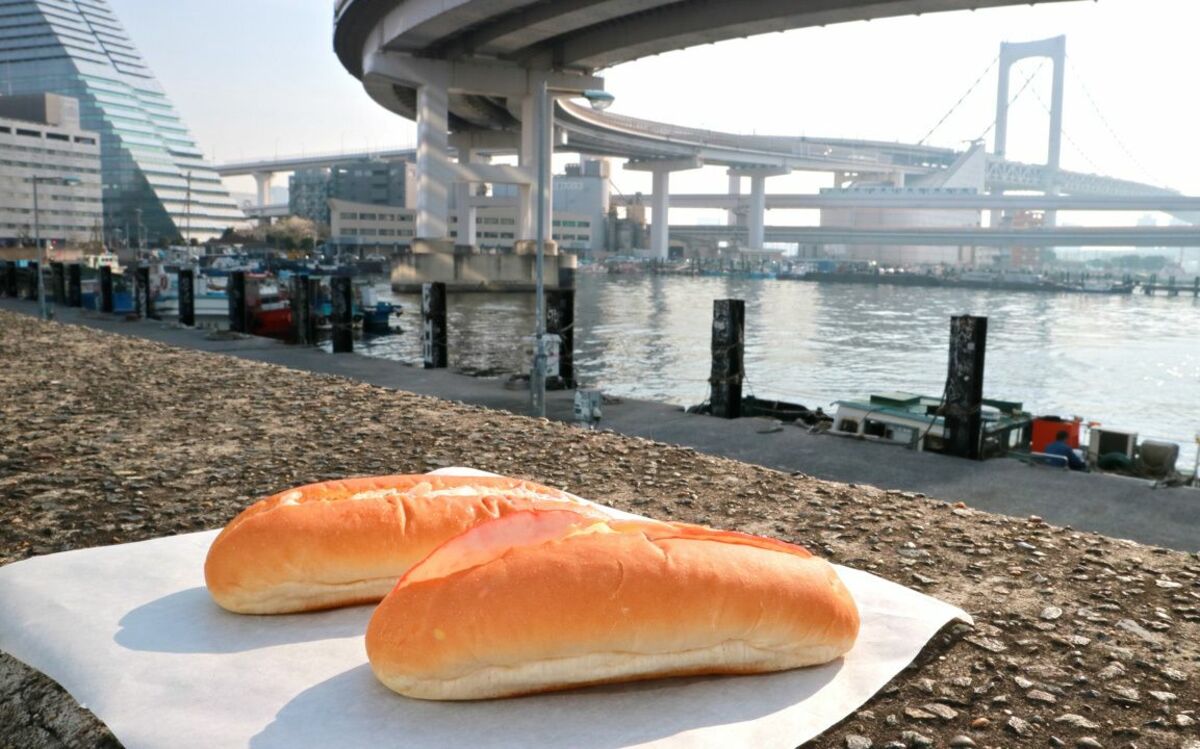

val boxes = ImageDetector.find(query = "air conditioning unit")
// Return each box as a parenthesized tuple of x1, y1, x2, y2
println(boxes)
(1088, 427, 1137, 463)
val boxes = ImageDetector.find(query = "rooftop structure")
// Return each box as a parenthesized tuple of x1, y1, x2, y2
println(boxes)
(0, 0, 244, 245)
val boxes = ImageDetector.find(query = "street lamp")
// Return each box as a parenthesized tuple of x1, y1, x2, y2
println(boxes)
(531, 85, 615, 416)
(29, 175, 81, 320)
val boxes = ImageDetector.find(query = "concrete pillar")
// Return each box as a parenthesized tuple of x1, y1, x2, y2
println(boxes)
(252, 172, 274, 208)
(517, 95, 537, 241)
(651, 169, 670, 260)
(455, 148, 478, 247)
(416, 82, 450, 240)
(727, 173, 741, 226)
(748, 174, 766, 250)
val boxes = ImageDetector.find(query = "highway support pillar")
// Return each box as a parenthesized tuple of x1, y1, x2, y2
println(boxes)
(51, 262, 65, 306)
(289, 274, 310, 344)
(135, 266, 153, 320)
(178, 269, 195, 327)
(728, 167, 789, 250)
(252, 172, 274, 210)
(228, 270, 247, 333)
(331, 276, 354, 353)
(944, 315, 988, 460)
(416, 82, 450, 242)
(66, 264, 81, 308)
(99, 266, 113, 313)
(421, 282, 448, 369)
(626, 157, 703, 261)
(710, 299, 745, 419)
(727, 173, 741, 226)
(455, 149, 479, 248)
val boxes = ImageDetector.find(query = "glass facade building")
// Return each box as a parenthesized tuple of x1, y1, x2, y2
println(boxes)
(0, 0, 244, 244)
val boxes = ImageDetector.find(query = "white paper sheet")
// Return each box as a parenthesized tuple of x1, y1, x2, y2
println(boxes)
(0, 469, 971, 748)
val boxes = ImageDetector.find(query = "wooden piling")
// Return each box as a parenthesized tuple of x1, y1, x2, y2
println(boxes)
(305, 277, 321, 345)
(944, 315, 988, 460)
(546, 267, 575, 388)
(2, 261, 16, 297)
(709, 298, 745, 419)
(178, 269, 195, 327)
(421, 281, 447, 368)
(331, 275, 353, 353)
(51, 262, 66, 305)
(66, 264, 81, 307)
(227, 270, 247, 333)
(289, 274, 310, 344)
(99, 266, 113, 313)
(135, 266, 153, 319)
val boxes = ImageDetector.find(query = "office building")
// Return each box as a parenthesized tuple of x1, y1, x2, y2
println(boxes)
(0, 93, 102, 246)
(0, 0, 244, 244)
(289, 159, 415, 226)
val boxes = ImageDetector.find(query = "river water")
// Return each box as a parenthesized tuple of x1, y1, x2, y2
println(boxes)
(345, 274, 1200, 467)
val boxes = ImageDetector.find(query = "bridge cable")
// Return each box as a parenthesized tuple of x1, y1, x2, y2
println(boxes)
(1029, 87, 1106, 175)
(976, 59, 1047, 143)
(1067, 55, 1161, 185)
(917, 55, 999, 146)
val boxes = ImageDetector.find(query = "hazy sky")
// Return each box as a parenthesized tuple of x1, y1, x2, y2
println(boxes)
(108, 0, 1200, 221)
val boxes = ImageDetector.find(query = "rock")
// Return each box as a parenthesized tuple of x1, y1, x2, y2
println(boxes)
(970, 717, 991, 730)
(900, 730, 933, 748)
(1006, 716, 1033, 737)
(904, 707, 937, 721)
(921, 703, 958, 721)
(1040, 605, 1063, 620)
(1147, 690, 1177, 702)
(1055, 714, 1100, 730)
(1178, 714, 1196, 728)
(1096, 662, 1125, 680)
(1075, 739, 1103, 749)
(1014, 675, 1034, 689)
(1107, 685, 1141, 705)
(948, 736, 976, 748)
(1027, 689, 1057, 704)
(844, 735, 872, 749)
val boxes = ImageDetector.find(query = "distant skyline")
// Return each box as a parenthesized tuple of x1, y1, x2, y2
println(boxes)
(108, 0, 1200, 224)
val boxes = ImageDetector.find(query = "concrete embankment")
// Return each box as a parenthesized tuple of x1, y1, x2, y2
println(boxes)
(1, 309, 1197, 749)
(3, 296, 1198, 553)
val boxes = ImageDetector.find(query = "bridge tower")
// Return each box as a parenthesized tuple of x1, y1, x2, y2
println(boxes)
(993, 35, 1066, 227)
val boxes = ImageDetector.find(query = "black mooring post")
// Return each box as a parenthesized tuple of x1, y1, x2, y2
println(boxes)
(178, 268, 195, 326)
(67, 264, 81, 307)
(25, 262, 39, 301)
(99, 265, 113, 312)
(709, 298, 745, 419)
(944, 315, 988, 460)
(305, 277, 321, 345)
(51, 262, 66, 305)
(135, 266, 153, 319)
(331, 276, 354, 353)
(421, 281, 448, 368)
(228, 270, 247, 332)
(1, 261, 14, 297)
(289, 274, 310, 344)
(546, 267, 575, 388)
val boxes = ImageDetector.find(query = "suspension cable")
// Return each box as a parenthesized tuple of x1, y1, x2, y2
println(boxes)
(976, 59, 1047, 143)
(1068, 55, 1161, 185)
(918, 55, 999, 146)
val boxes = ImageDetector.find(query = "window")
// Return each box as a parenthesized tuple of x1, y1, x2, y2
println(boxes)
(16, 129, 40, 138)
(360, 213, 377, 220)
(339, 212, 357, 220)
(46, 132, 69, 142)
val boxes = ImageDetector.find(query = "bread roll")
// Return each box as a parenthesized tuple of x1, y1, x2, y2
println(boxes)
(366, 510, 859, 700)
(204, 475, 599, 614)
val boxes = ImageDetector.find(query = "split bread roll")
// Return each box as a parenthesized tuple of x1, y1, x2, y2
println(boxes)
(205, 475, 601, 614)
(366, 510, 860, 700)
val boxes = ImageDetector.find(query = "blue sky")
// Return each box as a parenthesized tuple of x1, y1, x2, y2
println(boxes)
(107, 0, 1200, 210)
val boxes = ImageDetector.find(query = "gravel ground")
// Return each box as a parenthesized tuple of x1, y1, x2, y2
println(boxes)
(1, 309, 1197, 749)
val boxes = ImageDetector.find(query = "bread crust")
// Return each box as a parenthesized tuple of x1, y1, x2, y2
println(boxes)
(204, 475, 597, 614)
(366, 510, 860, 700)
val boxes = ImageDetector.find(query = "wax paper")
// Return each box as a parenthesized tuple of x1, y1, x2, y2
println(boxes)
(0, 468, 971, 748)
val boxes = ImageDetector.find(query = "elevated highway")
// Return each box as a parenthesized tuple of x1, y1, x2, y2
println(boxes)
(670, 225, 1200, 248)
(332, 0, 1086, 257)
(614, 192, 1200, 212)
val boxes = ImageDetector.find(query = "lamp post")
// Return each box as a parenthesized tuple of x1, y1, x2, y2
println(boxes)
(30, 175, 81, 320)
(529, 87, 614, 417)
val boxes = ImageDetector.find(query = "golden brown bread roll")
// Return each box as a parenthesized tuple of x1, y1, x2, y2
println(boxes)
(366, 509, 860, 700)
(204, 474, 600, 614)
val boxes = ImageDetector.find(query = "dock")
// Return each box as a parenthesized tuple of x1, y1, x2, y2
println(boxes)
(3, 295, 1196, 552)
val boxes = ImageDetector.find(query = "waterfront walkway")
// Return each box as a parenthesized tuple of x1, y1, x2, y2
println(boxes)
(4, 296, 1196, 551)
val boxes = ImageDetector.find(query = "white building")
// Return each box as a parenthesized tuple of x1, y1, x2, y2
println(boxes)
(0, 94, 102, 247)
